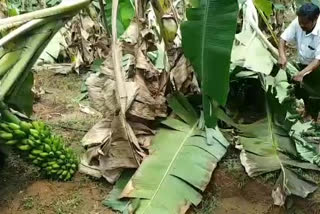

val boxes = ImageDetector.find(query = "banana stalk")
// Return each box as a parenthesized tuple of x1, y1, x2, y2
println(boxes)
(111, 0, 142, 164)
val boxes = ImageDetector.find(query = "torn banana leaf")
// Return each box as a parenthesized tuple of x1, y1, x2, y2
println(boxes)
(119, 93, 229, 214)
(290, 121, 320, 167)
(236, 96, 320, 206)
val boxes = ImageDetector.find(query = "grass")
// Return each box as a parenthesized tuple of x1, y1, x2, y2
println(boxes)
(22, 196, 35, 210)
(219, 150, 250, 189)
(194, 194, 219, 214)
(52, 193, 83, 214)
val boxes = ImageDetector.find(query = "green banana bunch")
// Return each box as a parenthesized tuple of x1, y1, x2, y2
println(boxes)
(0, 120, 78, 181)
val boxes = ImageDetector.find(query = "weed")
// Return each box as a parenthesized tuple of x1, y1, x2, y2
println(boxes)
(195, 194, 219, 214)
(53, 193, 83, 214)
(22, 196, 34, 210)
(257, 171, 279, 184)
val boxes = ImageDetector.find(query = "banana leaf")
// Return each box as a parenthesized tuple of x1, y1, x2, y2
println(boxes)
(104, 0, 134, 36)
(0, 20, 64, 115)
(253, 0, 272, 18)
(0, 0, 90, 114)
(181, 0, 238, 128)
(116, 93, 229, 214)
(236, 93, 320, 206)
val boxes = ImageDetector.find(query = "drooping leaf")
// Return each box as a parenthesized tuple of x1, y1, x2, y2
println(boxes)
(38, 29, 66, 64)
(167, 92, 199, 125)
(119, 0, 134, 28)
(181, 0, 238, 128)
(231, 28, 274, 75)
(120, 94, 229, 214)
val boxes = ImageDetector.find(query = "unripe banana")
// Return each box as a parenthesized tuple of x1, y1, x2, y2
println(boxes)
(0, 133, 13, 140)
(5, 140, 18, 145)
(8, 123, 20, 130)
(0, 119, 78, 181)
(18, 145, 31, 151)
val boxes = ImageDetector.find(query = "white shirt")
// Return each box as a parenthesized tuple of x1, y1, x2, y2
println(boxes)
(281, 17, 320, 65)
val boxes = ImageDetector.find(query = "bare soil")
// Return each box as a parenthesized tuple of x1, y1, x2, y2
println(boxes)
(0, 71, 112, 214)
(0, 70, 320, 214)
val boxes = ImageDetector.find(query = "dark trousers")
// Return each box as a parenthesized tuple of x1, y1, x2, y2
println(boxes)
(295, 64, 320, 120)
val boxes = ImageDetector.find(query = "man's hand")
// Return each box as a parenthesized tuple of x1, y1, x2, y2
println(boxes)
(278, 55, 287, 69)
(293, 59, 320, 83)
(293, 72, 304, 82)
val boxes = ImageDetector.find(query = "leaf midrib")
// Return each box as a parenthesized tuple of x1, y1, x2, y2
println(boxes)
(200, 0, 209, 82)
(140, 121, 199, 213)
(265, 97, 287, 188)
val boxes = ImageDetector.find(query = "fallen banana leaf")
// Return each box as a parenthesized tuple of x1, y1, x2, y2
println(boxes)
(290, 121, 320, 167)
(119, 93, 229, 214)
(236, 96, 320, 206)
(181, 0, 238, 128)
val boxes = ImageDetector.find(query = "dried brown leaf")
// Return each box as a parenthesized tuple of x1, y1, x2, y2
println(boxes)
(80, 117, 140, 183)
(81, 118, 112, 147)
(86, 73, 118, 117)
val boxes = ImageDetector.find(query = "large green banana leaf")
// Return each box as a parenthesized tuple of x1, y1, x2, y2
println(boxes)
(115, 93, 229, 214)
(181, 0, 238, 128)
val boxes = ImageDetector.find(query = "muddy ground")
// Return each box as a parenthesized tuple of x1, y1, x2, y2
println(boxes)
(0, 70, 320, 214)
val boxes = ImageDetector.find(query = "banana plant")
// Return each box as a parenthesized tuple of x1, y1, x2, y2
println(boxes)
(102, 0, 239, 213)
(105, 93, 230, 213)
(227, 0, 320, 204)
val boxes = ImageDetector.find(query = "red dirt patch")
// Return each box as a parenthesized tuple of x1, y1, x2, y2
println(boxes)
(1, 173, 114, 214)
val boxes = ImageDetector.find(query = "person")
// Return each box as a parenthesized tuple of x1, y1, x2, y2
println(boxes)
(278, 3, 320, 120)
